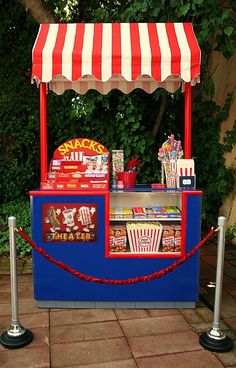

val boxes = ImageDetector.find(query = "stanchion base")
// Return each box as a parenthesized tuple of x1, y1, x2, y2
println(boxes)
(0, 329, 33, 349)
(199, 332, 233, 353)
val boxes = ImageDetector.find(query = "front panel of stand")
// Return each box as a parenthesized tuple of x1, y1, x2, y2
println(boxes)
(30, 189, 202, 308)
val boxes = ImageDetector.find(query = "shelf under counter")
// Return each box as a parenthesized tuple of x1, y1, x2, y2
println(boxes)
(110, 217, 181, 222)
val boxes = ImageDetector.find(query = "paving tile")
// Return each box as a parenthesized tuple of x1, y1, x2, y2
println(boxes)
(59, 360, 137, 368)
(195, 306, 214, 322)
(115, 308, 149, 320)
(50, 308, 116, 326)
(224, 316, 236, 333)
(51, 320, 123, 344)
(180, 308, 205, 324)
(136, 350, 224, 368)
(128, 330, 201, 358)
(21, 311, 49, 328)
(0, 280, 33, 292)
(51, 337, 132, 367)
(147, 308, 180, 317)
(0, 346, 50, 368)
(200, 261, 216, 279)
(0, 289, 34, 304)
(0, 311, 50, 330)
(221, 293, 236, 318)
(120, 314, 190, 337)
(0, 301, 39, 316)
(216, 348, 236, 367)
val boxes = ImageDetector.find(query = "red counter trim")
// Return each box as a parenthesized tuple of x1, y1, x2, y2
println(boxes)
(30, 190, 109, 196)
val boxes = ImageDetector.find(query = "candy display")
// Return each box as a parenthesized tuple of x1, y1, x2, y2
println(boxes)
(110, 208, 133, 219)
(41, 138, 110, 190)
(158, 134, 184, 187)
(112, 150, 124, 180)
(110, 206, 181, 220)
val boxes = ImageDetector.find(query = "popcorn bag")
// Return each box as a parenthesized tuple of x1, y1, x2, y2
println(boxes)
(127, 222, 163, 253)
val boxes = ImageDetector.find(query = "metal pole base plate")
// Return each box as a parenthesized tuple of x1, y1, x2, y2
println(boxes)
(0, 329, 33, 349)
(199, 332, 233, 353)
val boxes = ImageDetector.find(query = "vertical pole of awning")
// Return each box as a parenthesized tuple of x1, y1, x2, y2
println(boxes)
(184, 83, 192, 159)
(40, 83, 48, 182)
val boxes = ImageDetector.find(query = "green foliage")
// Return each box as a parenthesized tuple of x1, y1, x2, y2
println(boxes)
(0, 198, 31, 256)
(192, 94, 234, 224)
(225, 223, 236, 244)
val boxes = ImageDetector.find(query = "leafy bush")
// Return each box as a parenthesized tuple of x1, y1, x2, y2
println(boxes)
(0, 198, 31, 256)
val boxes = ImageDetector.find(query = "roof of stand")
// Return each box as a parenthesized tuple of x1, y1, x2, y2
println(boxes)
(32, 22, 201, 95)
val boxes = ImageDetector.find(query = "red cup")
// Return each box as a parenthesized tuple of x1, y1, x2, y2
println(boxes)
(117, 171, 137, 188)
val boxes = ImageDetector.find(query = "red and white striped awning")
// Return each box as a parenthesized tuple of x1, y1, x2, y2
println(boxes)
(32, 23, 201, 95)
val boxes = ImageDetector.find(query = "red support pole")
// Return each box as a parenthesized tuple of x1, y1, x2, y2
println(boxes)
(40, 83, 48, 182)
(184, 83, 192, 159)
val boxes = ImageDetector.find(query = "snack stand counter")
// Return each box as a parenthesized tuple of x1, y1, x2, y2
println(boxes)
(30, 22, 202, 308)
(30, 187, 202, 308)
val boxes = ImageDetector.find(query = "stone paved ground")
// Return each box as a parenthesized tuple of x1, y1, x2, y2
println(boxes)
(0, 243, 236, 368)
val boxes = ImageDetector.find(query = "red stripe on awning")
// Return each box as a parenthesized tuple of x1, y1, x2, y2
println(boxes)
(52, 23, 67, 77)
(72, 23, 85, 80)
(148, 23, 161, 81)
(165, 23, 181, 77)
(32, 23, 50, 81)
(183, 23, 201, 79)
(130, 23, 141, 80)
(92, 23, 102, 79)
(112, 23, 121, 75)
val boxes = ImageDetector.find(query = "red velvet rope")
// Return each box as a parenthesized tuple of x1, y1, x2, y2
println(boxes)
(16, 227, 216, 285)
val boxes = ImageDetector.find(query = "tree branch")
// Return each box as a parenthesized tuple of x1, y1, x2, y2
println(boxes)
(18, 0, 57, 23)
(152, 95, 168, 137)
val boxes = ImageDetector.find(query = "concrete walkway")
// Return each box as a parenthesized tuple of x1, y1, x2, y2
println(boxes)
(0, 242, 236, 368)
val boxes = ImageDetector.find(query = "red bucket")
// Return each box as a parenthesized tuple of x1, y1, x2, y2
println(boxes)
(117, 171, 137, 188)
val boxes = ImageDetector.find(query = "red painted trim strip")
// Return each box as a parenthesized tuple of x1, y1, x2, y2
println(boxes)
(40, 83, 47, 182)
(30, 190, 109, 196)
(181, 192, 187, 257)
(184, 83, 192, 158)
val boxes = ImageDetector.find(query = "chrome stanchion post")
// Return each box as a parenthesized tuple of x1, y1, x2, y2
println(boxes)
(199, 216, 233, 352)
(0, 217, 33, 349)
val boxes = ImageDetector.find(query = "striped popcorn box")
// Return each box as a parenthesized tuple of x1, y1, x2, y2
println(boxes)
(127, 222, 163, 253)
(164, 160, 177, 188)
(79, 206, 92, 225)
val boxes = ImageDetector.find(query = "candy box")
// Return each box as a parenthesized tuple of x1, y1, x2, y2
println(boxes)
(132, 207, 147, 218)
(161, 225, 175, 252)
(172, 224, 182, 252)
(127, 222, 162, 253)
(110, 225, 127, 252)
